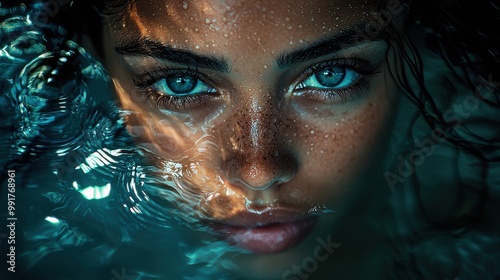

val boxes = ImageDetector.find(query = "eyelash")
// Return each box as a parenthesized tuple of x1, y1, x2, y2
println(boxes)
(292, 59, 379, 103)
(133, 59, 379, 110)
(133, 67, 217, 110)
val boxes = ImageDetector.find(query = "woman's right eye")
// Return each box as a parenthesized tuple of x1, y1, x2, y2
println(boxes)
(134, 70, 219, 110)
(152, 74, 216, 96)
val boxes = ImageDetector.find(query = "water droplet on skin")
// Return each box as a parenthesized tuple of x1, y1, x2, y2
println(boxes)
(287, 25, 292, 30)
(205, 18, 211, 24)
(310, 130, 315, 134)
(182, 1, 188, 10)
(195, 45, 200, 49)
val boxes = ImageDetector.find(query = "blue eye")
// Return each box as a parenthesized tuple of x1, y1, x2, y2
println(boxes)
(153, 74, 215, 96)
(295, 67, 360, 90)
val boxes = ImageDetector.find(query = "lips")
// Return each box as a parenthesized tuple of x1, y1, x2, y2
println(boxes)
(209, 209, 317, 254)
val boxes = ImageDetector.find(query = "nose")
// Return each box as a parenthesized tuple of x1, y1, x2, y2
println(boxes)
(222, 96, 297, 191)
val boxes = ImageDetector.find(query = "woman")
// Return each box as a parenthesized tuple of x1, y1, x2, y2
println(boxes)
(1, 0, 499, 279)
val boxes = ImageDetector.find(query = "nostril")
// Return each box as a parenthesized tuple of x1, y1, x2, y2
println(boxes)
(233, 177, 283, 191)
(225, 155, 297, 191)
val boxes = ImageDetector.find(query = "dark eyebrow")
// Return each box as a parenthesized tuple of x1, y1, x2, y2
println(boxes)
(115, 37, 230, 72)
(276, 24, 389, 69)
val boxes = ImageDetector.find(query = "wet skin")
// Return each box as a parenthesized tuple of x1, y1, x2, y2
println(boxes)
(101, 0, 403, 277)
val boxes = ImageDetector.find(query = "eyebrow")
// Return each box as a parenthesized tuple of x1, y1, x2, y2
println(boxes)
(276, 24, 389, 69)
(116, 23, 389, 73)
(116, 37, 230, 72)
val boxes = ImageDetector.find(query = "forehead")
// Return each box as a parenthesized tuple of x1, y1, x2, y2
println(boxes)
(109, 0, 381, 47)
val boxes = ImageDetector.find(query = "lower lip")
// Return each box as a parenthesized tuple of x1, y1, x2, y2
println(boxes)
(215, 219, 317, 254)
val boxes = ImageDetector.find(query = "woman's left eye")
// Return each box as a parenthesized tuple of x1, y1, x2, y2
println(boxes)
(295, 67, 361, 91)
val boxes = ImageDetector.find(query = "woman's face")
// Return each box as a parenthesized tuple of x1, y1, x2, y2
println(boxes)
(102, 0, 400, 260)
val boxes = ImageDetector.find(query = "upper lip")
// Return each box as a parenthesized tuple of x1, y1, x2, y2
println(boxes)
(209, 208, 315, 228)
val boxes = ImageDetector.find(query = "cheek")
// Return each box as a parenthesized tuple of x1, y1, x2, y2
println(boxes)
(293, 89, 394, 200)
